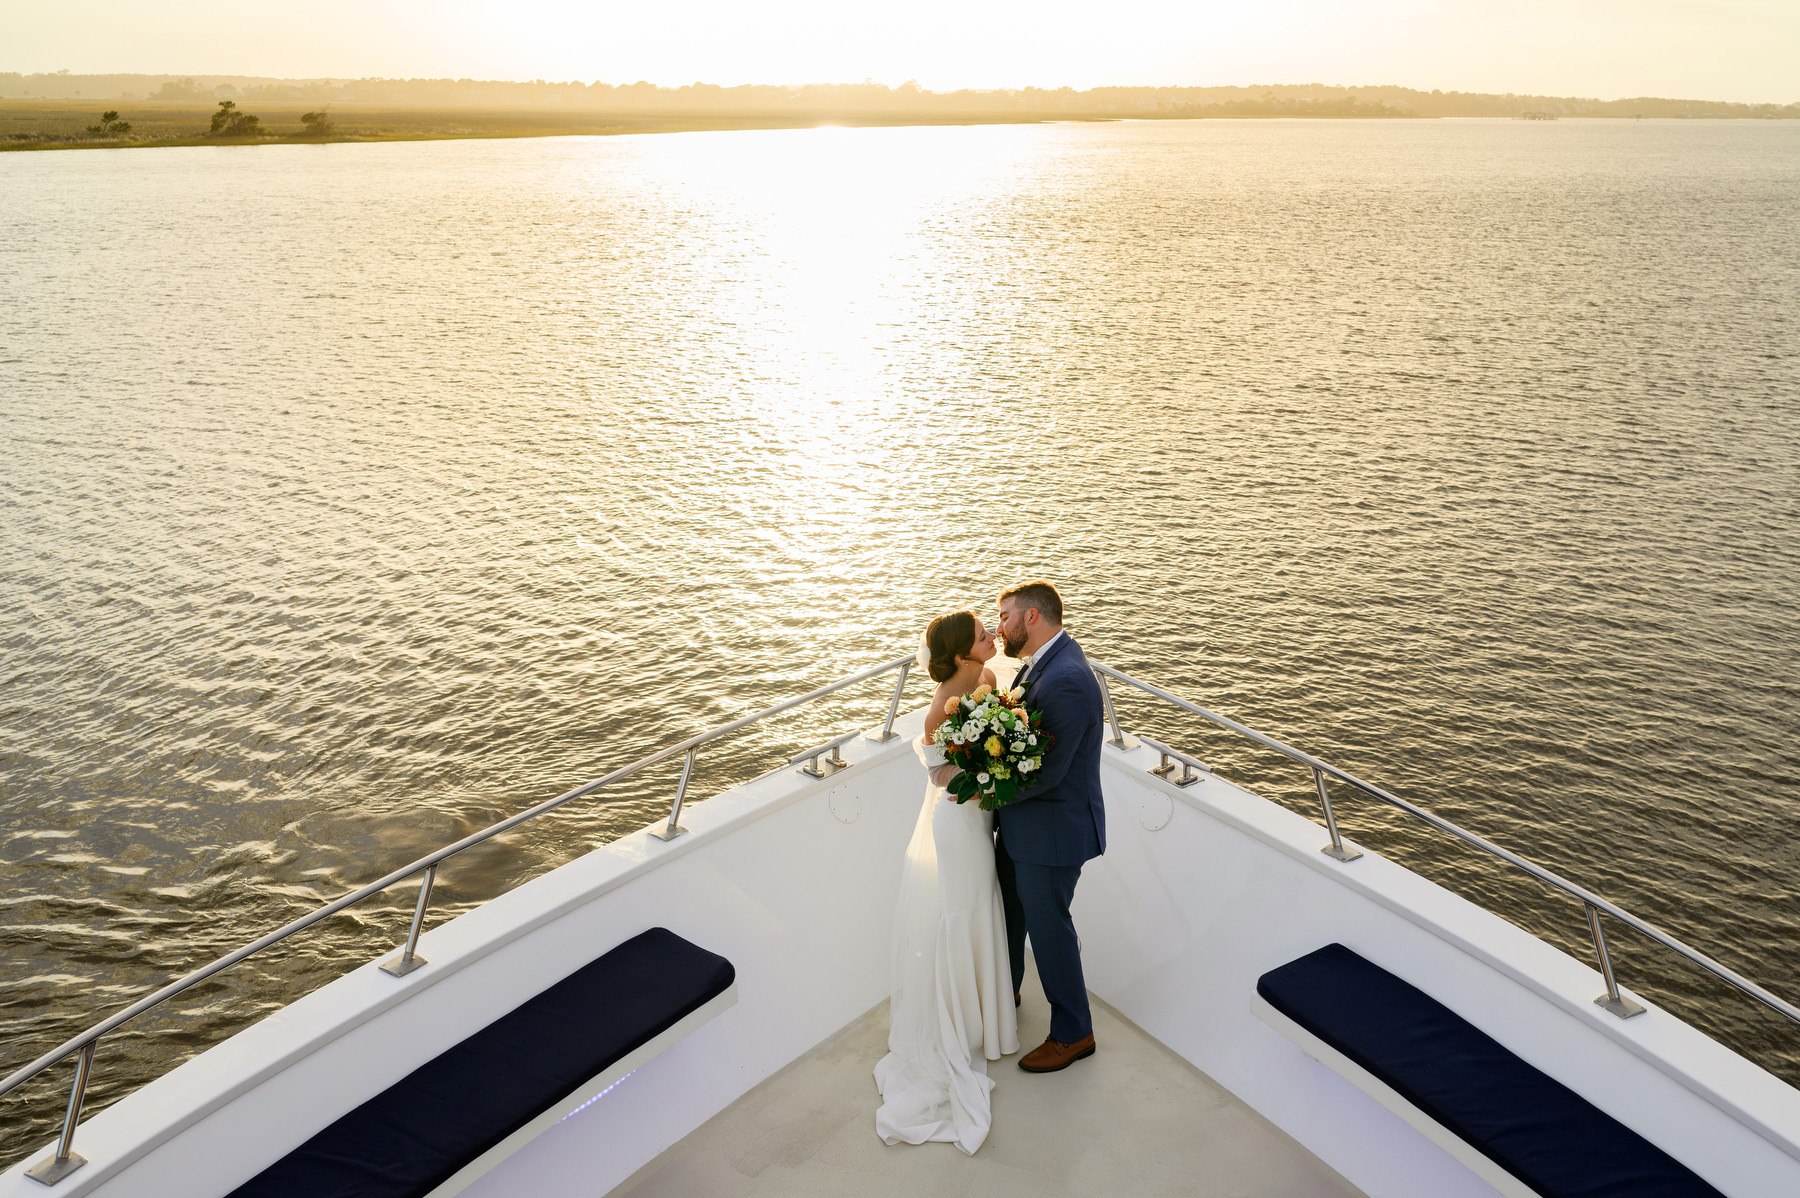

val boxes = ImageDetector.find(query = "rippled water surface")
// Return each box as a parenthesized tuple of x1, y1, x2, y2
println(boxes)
(2, 119, 1798, 1155)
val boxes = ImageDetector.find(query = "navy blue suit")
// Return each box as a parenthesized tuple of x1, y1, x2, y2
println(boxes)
(994, 631, 1105, 1042)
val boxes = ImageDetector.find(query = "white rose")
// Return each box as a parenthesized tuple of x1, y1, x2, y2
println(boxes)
(1020, 759, 1035, 772)
(977, 772, 990, 784)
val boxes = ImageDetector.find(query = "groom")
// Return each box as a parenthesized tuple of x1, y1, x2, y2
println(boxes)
(993, 581, 1104, 1073)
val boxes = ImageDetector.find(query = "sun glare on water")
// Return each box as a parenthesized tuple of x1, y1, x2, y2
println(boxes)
(573, 123, 1046, 537)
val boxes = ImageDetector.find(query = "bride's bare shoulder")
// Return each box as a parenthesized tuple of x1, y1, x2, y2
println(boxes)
(924, 679, 958, 739)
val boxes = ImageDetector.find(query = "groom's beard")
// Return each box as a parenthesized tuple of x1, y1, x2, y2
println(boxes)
(1003, 630, 1028, 657)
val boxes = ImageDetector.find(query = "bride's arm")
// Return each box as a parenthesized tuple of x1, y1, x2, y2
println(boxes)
(921, 687, 961, 789)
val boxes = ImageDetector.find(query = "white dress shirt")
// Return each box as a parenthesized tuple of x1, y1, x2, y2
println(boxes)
(1015, 628, 1065, 686)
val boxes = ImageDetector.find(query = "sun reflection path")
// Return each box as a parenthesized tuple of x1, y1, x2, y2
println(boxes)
(550, 122, 1069, 658)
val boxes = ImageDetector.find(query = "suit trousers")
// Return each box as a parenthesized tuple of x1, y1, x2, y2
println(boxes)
(995, 831, 1092, 1043)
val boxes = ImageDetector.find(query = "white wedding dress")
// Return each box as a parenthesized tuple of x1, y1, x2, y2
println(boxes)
(873, 736, 1019, 1155)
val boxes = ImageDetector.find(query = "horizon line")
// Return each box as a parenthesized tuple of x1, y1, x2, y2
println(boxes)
(3, 70, 1797, 108)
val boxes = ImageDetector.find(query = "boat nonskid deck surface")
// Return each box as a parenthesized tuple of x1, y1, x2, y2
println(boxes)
(610, 971, 1363, 1198)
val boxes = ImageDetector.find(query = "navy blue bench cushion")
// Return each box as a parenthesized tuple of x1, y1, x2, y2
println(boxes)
(229, 926, 735, 1198)
(1258, 943, 1722, 1198)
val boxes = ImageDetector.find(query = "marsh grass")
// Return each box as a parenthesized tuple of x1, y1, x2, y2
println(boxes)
(0, 100, 1106, 152)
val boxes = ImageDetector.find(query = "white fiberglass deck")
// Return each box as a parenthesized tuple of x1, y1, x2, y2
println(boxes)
(611, 973, 1362, 1198)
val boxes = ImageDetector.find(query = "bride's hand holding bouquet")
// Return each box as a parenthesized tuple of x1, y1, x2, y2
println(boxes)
(932, 683, 1051, 810)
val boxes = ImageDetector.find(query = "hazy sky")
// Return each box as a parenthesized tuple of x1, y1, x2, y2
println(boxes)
(9, 0, 1799, 102)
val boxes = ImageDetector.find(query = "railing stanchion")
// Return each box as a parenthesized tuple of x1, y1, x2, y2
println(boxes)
(1587, 902, 1646, 1018)
(1093, 669, 1139, 750)
(650, 747, 697, 842)
(381, 864, 437, 977)
(870, 660, 911, 742)
(1314, 768, 1363, 862)
(26, 1040, 95, 1185)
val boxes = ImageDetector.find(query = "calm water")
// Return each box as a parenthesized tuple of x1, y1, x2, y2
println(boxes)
(2, 119, 1797, 1154)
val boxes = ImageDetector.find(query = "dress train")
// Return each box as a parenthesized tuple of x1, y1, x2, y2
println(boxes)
(874, 738, 1019, 1155)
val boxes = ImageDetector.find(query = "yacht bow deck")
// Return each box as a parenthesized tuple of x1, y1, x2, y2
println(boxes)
(8, 660, 1800, 1198)
(611, 973, 1363, 1198)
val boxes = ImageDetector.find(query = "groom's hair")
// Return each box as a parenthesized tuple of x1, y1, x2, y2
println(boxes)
(1000, 581, 1063, 626)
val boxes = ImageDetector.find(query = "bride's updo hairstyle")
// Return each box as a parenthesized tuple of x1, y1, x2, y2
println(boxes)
(925, 611, 979, 683)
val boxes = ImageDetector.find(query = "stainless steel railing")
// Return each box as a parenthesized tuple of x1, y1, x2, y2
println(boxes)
(9, 648, 1798, 1183)
(0, 652, 916, 1184)
(1089, 662, 1800, 1029)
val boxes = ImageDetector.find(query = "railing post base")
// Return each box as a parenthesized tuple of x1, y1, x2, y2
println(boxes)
(1094, 670, 1140, 751)
(25, 1152, 86, 1186)
(1584, 902, 1644, 1018)
(29, 1039, 96, 1187)
(869, 660, 912, 743)
(380, 865, 437, 978)
(1594, 993, 1646, 1019)
(651, 748, 700, 843)
(1312, 768, 1362, 863)
(379, 953, 429, 978)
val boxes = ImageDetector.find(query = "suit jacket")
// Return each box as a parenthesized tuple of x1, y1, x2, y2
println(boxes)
(994, 632, 1106, 867)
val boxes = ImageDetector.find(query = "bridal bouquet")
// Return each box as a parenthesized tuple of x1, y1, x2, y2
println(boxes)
(932, 684, 1051, 810)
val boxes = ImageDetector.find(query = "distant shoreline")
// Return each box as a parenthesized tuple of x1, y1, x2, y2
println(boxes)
(2, 104, 1117, 153)
(4, 99, 1790, 154)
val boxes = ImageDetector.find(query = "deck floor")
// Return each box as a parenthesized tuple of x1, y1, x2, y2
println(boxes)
(610, 967, 1364, 1198)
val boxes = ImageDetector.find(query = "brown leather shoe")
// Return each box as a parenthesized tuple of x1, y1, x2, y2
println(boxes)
(1014, 991, 1021, 1008)
(1019, 1034, 1095, 1073)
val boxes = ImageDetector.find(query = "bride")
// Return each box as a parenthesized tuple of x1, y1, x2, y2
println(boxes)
(874, 610, 1019, 1155)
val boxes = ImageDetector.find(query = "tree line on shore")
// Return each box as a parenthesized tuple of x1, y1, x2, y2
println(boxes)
(2, 72, 1795, 119)
(206, 100, 335, 137)
(9, 101, 336, 144)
